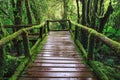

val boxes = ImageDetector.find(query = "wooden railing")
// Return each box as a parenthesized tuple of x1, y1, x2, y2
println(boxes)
(46, 20, 71, 31)
(69, 20, 120, 60)
(1, 20, 120, 80)
(69, 20, 120, 80)
(0, 22, 49, 79)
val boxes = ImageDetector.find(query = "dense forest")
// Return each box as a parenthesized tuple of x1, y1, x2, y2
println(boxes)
(0, 0, 120, 80)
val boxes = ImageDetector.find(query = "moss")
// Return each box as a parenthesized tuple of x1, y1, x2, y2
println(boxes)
(9, 58, 28, 80)
(70, 20, 120, 57)
(0, 30, 23, 46)
(0, 22, 45, 46)
(0, 22, 46, 80)
(75, 40, 87, 59)
(9, 36, 47, 80)
(70, 30, 87, 62)
(89, 61, 120, 80)
(89, 61, 109, 80)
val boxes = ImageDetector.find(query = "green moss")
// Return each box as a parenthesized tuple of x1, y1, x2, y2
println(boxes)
(90, 61, 109, 80)
(70, 20, 120, 57)
(0, 22, 47, 80)
(8, 58, 28, 80)
(89, 61, 120, 80)
(0, 22, 45, 46)
(70, 30, 87, 63)
(75, 40, 87, 59)
(9, 36, 47, 80)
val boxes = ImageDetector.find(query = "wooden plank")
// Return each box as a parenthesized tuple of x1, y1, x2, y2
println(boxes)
(31, 63, 87, 68)
(22, 72, 94, 78)
(34, 60, 82, 64)
(19, 31, 96, 80)
(36, 56, 82, 60)
(19, 77, 96, 80)
(28, 67, 89, 72)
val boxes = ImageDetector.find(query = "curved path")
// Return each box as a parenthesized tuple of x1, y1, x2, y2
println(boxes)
(19, 31, 97, 80)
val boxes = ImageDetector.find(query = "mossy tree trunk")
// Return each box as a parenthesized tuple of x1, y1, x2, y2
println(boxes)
(60, 0, 69, 29)
(87, 0, 98, 61)
(11, 0, 23, 56)
(99, 0, 104, 16)
(75, 0, 80, 41)
(99, 2, 114, 33)
(30, 0, 41, 24)
(86, 0, 90, 25)
(71, 20, 120, 57)
(80, 0, 88, 48)
(25, 0, 33, 25)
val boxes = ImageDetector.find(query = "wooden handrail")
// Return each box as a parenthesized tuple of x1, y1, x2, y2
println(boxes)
(0, 22, 47, 77)
(47, 19, 69, 22)
(70, 20, 120, 58)
(0, 22, 45, 46)
(2, 24, 38, 28)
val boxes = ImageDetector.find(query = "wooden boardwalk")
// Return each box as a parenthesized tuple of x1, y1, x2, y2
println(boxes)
(19, 31, 97, 80)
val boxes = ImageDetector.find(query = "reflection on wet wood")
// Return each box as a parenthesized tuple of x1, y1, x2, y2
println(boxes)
(19, 31, 97, 80)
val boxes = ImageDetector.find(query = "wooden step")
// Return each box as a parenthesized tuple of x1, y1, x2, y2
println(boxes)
(36, 56, 82, 60)
(19, 78, 96, 80)
(27, 67, 90, 72)
(22, 72, 94, 78)
(31, 63, 87, 68)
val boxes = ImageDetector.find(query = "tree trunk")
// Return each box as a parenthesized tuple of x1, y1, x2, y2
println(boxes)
(31, 0, 40, 24)
(61, 0, 69, 29)
(86, 0, 90, 25)
(75, 0, 80, 41)
(81, 0, 87, 48)
(99, 2, 114, 33)
(11, 0, 23, 56)
(71, 20, 120, 57)
(76, 0, 80, 23)
(25, 0, 33, 24)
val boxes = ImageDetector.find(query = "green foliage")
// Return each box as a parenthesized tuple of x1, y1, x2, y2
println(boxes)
(4, 55, 21, 78)
(0, 0, 120, 80)
(91, 61, 120, 80)
(104, 1, 120, 38)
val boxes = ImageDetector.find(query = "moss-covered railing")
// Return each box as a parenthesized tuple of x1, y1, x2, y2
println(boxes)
(69, 20, 120, 80)
(0, 21, 49, 79)
(46, 20, 71, 31)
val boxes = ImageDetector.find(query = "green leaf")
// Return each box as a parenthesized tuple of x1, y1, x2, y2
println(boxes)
(107, 27, 116, 33)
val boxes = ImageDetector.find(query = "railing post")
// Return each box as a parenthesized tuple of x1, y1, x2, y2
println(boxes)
(43, 25, 46, 35)
(47, 21, 50, 32)
(44, 24, 47, 35)
(12, 39, 21, 56)
(87, 34, 94, 62)
(39, 27, 43, 39)
(22, 31, 31, 58)
(12, 27, 21, 56)
(68, 20, 71, 30)
(74, 26, 78, 41)
(0, 46, 5, 78)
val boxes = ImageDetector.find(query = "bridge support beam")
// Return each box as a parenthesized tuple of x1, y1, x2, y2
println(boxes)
(22, 31, 31, 59)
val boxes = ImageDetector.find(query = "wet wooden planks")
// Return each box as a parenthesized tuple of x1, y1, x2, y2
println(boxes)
(19, 31, 96, 80)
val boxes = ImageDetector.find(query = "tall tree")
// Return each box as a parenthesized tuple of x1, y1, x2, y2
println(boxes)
(25, 0, 33, 24)
(31, 0, 41, 24)
(80, 0, 88, 48)
(11, 0, 23, 56)
(11, 0, 23, 25)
